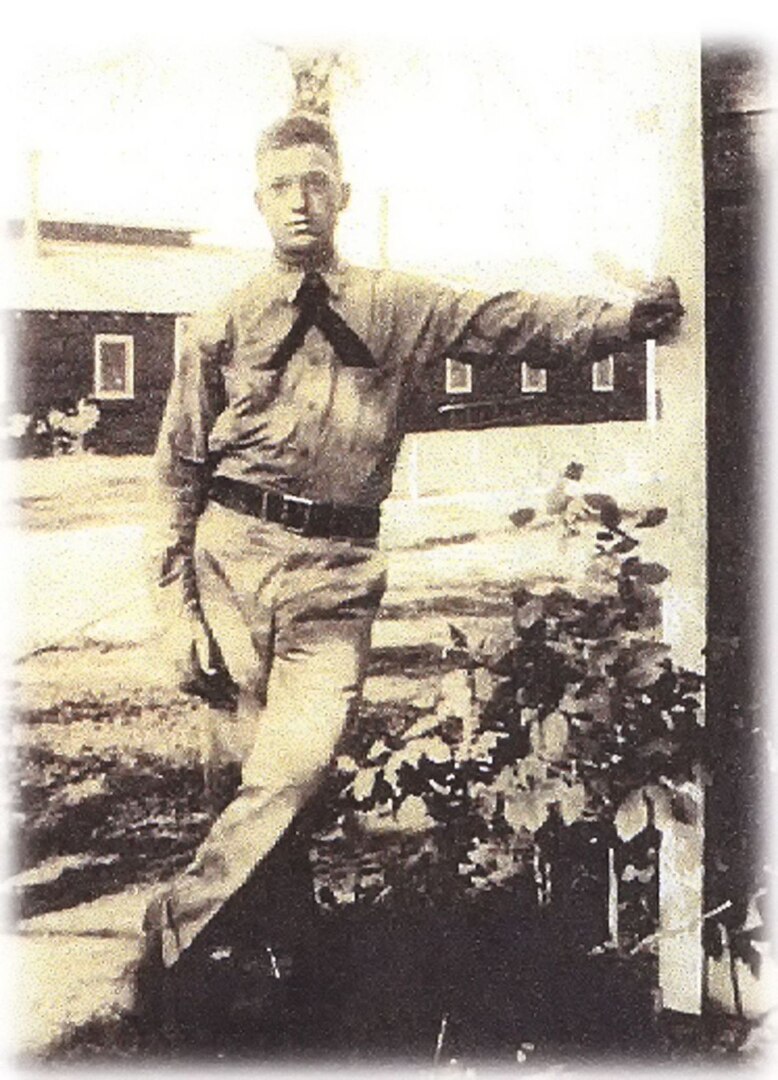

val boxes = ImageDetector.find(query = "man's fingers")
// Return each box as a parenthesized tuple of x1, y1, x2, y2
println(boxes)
(652, 276, 680, 299)
(630, 292, 685, 342)
(644, 308, 683, 328)
(189, 615, 218, 674)
(639, 278, 681, 307)
(638, 301, 685, 323)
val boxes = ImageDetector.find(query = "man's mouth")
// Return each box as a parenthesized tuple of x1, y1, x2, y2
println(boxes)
(288, 220, 316, 235)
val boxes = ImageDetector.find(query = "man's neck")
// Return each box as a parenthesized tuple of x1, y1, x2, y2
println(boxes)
(274, 245, 337, 273)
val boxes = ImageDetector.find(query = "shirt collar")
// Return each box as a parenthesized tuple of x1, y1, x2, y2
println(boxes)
(270, 253, 348, 303)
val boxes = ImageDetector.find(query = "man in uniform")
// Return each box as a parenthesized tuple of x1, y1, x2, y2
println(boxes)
(139, 110, 683, 1001)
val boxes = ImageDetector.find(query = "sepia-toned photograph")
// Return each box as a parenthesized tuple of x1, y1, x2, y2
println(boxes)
(1, 14, 774, 1071)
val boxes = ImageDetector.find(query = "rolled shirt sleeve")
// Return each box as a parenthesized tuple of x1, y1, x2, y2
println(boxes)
(153, 307, 232, 608)
(400, 275, 634, 383)
(444, 290, 633, 369)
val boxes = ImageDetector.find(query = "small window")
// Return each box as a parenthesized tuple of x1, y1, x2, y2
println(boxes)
(445, 357, 473, 394)
(94, 334, 134, 399)
(592, 354, 615, 392)
(521, 362, 547, 394)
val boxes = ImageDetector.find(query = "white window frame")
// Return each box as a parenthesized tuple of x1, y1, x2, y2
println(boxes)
(592, 353, 615, 393)
(520, 362, 547, 394)
(94, 334, 135, 399)
(445, 356, 473, 395)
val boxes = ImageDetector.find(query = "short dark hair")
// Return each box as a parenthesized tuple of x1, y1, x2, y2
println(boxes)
(256, 112, 341, 169)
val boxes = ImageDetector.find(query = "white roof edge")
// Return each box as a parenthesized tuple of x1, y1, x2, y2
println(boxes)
(5, 239, 271, 313)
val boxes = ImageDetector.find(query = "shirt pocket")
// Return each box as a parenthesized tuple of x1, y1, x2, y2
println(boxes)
(330, 366, 399, 448)
(223, 361, 282, 413)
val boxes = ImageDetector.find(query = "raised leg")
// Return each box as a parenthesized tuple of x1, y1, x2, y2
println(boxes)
(156, 604, 377, 966)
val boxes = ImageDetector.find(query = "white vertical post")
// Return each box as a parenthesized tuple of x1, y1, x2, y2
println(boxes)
(649, 324, 704, 1014)
(646, 339, 657, 425)
(607, 844, 619, 946)
(173, 316, 185, 376)
(658, 803, 705, 1014)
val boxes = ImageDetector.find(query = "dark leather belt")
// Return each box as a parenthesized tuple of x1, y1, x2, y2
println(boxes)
(209, 475, 381, 541)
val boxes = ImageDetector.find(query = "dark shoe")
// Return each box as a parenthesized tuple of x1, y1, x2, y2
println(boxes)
(129, 894, 175, 1041)
(164, 933, 293, 1052)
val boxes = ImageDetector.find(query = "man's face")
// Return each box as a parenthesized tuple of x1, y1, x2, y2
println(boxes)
(255, 143, 349, 263)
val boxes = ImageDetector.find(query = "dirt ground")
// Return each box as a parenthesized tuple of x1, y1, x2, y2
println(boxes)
(8, 453, 533, 1059)
(6, 454, 753, 1066)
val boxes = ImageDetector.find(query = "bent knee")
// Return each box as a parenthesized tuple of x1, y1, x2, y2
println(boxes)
(279, 723, 341, 785)
(243, 717, 342, 791)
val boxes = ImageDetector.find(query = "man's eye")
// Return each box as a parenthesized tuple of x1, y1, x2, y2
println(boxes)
(271, 181, 289, 193)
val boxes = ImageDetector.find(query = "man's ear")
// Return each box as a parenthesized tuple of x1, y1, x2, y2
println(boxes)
(254, 188, 264, 214)
(338, 182, 351, 212)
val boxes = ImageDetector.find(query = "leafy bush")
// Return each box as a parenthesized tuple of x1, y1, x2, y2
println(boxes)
(313, 467, 705, 925)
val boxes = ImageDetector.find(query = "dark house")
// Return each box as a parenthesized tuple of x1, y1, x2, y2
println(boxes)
(9, 219, 650, 452)
(405, 342, 649, 433)
(13, 307, 176, 454)
(7, 220, 262, 454)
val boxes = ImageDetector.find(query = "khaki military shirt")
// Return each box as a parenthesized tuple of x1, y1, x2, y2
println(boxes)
(155, 256, 627, 590)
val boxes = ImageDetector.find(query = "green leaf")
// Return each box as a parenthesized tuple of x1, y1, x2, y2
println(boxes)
(559, 782, 586, 825)
(448, 623, 469, 649)
(635, 561, 670, 584)
(584, 493, 622, 529)
(510, 507, 537, 528)
(516, 756, 548, 787)
(504, 790, 549, 834)
(416, 737, 452, 764)
(615, 788, 649, 841)
(621, 863, 655, 884)
(670, 786, 701, 826)
(438, 669, 475, 719)
(352, 767, 379, 803)
(584, 493, 614, 512)
(512, 586, 534, 608)
(601, 505, 622, 530)
(636, 507, 668, 529)
(394, 795, 434, 833)
(611, 537, 639, 555)
(703, 921, 725, 960)
(399, 715, 444, 744)
(622, 642, 672, 688)
(542, 712, 569, 757)
(365, 739, 391, 765)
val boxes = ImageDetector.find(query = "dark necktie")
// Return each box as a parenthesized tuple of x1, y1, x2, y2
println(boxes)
(267, 271, 376, 372)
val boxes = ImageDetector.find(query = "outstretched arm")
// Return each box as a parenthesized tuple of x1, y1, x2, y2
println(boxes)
(446, 277, 684, 368)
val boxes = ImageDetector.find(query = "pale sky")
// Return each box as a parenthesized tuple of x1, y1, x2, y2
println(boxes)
(7, 35, 700, 295)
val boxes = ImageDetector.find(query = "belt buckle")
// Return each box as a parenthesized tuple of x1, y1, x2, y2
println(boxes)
(280, 493, 315, 535)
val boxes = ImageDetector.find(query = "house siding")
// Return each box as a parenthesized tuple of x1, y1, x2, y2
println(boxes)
(11, 310, 648, 452)
(11, 309, 177, 454)
(405, 343, 648, 433)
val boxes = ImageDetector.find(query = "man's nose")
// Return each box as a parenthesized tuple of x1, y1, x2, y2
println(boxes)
(290, 181, 310, 214)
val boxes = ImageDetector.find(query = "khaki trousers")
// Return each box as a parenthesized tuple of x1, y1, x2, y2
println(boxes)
(158, 499, 386, 967)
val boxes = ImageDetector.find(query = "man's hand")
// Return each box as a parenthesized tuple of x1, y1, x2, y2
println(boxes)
(629, 277, 685, 344)
(187, 607, 218, 676)
(178, 608, 239, 709)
